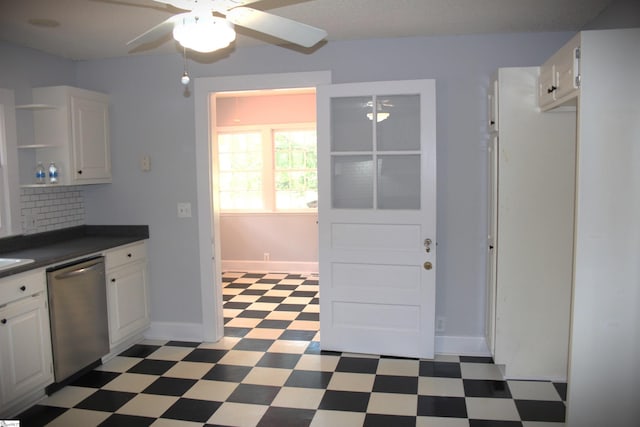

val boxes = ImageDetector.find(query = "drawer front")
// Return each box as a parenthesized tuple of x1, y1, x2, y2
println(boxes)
(0, 269, 46, 306)
(105, 241, 147, 270)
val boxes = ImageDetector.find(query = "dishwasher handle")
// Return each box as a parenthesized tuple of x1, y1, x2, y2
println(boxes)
(54, 260, 103, 280)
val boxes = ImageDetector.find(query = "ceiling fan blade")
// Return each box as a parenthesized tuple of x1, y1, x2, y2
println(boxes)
(226, 7, 327, 48)
(127, 13, 186, 46)
(151, 0, 194, 10)
(90, 0, 173, 13)
(151, 0, 263, 12)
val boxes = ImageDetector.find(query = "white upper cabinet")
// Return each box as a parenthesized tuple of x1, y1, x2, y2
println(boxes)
(19, 86, 111, 186)
(538, 34, 581, 111)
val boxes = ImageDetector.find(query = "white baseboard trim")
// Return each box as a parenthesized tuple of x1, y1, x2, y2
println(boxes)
(103, 332, 147, 363)
(222, 260, 318, 275)
(146, 322, 491, 358)
(435, 335, 491, 357)
(146, 322, 204, 342)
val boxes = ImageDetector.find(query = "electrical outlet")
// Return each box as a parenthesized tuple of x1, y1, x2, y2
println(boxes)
(24, 214, 36, 231)
(177, 202, 192, 218)
(263, 252, 270, 261)
(436, 316, 446, 332)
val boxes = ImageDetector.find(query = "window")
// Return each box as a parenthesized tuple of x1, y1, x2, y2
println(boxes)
(216, 125, 317, 211)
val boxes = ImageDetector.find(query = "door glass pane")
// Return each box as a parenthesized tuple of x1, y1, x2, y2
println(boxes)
(332, 155, 373, 209)
(331, 97, 373, 152)
(376, 95, 420, 151)
(377, 155, 420, 209)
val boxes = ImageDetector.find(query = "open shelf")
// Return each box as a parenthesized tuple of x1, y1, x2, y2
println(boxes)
(20, 184, 61, 188)
(15, 104, 57, 110)
(18, 144, 58, 149)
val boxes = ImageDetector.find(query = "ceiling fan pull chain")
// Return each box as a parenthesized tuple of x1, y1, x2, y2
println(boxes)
(181, 46, 190, 86)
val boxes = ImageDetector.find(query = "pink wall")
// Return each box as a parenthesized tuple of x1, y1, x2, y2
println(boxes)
(220, 213, 318, 263)
(216, 92, 316, 126)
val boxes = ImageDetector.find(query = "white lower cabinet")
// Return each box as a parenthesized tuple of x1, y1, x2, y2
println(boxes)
(105, 241, 150, 349)
(0, 270, 53, 416)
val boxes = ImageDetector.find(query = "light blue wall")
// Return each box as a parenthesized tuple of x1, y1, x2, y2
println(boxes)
(1, 32, 574, 336)
(74, 32, 574, 333)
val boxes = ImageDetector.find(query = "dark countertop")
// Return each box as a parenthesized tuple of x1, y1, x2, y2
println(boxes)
(0, 225, 149, 278)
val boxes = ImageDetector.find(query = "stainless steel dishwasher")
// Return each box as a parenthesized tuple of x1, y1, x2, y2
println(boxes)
(47, 256, 109, 382)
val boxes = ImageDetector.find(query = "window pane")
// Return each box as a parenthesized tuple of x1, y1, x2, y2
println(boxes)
(377, 155, 421, 209)
(330, 97, 373, 152)
(274, 129, 317, 209)
(275, 151, 290, 169)
(376, 95, 420, 151)
(332, 155, 373, 209)
(217, 132, 263, 210)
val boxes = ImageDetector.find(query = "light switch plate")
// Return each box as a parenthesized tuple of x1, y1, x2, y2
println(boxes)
(140, 155, 151, 172)
(177, 202, 192, 218)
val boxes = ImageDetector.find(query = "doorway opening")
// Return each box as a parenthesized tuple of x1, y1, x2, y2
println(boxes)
(211, 89, 319, 339)
(193, 71, 332, 343)
(213, 89, 319, 275)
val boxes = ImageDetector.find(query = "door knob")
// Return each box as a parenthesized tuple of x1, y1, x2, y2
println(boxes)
(424, 261, 433, 270)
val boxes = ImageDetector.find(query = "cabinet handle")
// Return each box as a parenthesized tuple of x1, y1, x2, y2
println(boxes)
(127, 253, 132, 258)
(547, 85, 557, 94)
(1, 319, 6, 325)
(111, 278, 116, 283)
(19, 285, 26, 292)
(78, 170, 83, 175)
(489, 245, 494, 250)
(490, 120, 495, 125)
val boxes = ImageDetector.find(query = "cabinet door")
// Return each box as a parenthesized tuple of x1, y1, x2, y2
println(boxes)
(0, 294, 53, 407)
(554, 44, 580, 100)
(107, 261, 149, 346)
(538, 62, 556, 108)
(538, 33, 581, 111)
(71, 94, 111, 183)
(485, 135, 498, 357)
(488, 78, 499, 132)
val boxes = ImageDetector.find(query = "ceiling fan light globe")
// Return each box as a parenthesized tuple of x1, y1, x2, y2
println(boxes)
(367, 112, 390, 122)
(173, 15, 236, 53)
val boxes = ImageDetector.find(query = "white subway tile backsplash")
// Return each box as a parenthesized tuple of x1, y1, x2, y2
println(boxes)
(20, 186, 85, 234)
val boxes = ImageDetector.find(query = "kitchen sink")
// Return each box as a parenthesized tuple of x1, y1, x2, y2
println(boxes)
(0, 258, 35, 271)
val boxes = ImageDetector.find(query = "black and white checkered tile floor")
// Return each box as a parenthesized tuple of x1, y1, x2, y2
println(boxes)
(17, 272, 567, 426)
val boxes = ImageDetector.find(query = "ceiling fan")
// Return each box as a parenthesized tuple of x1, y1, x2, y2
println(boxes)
(127, 0, 328, 53)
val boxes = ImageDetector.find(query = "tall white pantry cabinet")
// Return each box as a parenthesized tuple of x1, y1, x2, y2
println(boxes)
(488, 28, 640, 426)
(486, 67, 575, 381)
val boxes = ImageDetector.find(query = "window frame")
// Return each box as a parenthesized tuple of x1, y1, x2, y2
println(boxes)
(214, 122, 318, 213)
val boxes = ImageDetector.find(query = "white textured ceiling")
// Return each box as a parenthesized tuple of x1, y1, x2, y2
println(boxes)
(0, 0, 616, 60)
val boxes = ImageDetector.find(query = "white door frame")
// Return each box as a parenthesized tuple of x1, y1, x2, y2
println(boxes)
(194, 71, 332, 341)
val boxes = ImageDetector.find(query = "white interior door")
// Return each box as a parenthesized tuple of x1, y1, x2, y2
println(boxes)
(318, 80, 437, 359)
